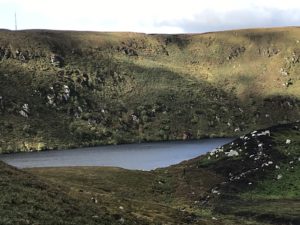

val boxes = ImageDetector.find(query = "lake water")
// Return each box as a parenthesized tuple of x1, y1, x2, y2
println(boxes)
(0, 138, 233, 170)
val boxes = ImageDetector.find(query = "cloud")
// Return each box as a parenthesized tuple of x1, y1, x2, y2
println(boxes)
(157, 7, 300, 33)
(1, 0, 300, 33)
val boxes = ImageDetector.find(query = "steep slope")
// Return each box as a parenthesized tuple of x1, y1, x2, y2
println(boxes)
(0, 28, 300, 152)
(28, 122, 300, 225)
(173, 121, 300, 224)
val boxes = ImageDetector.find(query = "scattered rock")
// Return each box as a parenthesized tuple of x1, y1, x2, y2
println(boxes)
(234, 128, 240, 132)
(91, 197, 98, 204)
(279, 68, 289, 76)
(257, 130, 270, 136)
(50, 54, 64, 67)
(19, 104, 30, 117)
(63, 85, 70, 101)
(47, 95, 55, 105)
(131, 114, 138, 122)
(119, 217, 125, 224)
(225, 150, 239, 157)
(19, 110, 28, 118)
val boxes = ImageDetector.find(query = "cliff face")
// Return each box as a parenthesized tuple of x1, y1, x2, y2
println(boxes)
(0, 28, 300, 152)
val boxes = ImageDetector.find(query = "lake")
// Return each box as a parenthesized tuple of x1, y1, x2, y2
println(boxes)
(0, 138, 233, 170)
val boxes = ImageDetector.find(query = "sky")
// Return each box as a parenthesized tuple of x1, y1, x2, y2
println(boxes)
(0, 0, 300, 33)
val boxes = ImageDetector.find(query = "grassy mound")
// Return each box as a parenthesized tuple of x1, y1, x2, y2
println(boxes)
(0, 161, 154, 225)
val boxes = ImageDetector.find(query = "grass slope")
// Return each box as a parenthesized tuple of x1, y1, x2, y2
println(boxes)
(0, 161, 150, 225)
(0, 27, 300, 152)
(27, 122, 300, 225)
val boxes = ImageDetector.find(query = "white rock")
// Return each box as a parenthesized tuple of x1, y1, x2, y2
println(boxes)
(91, 197, 98, 204)
(19, 110, 28, 118)
(22, 103, 29, 113)
(286, 139, 291, 144)
(257, 130, 270, 136)
(277, 174, 283, 180)
(119, 217, 125, 224)
(119, 206, 124, 210)
(275, 165, 280, 169)
(132, 114, 139, 122)
(234, 128, 240, 132)
(47, 95, 54, 105)
(211, 189, 219, 194)
(226, 150, 239, 157)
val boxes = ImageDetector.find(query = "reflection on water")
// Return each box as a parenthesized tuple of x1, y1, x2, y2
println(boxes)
(0, 139, 233, 170)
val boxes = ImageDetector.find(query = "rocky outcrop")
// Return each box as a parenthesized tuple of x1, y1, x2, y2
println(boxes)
(227, 46, 246, 60)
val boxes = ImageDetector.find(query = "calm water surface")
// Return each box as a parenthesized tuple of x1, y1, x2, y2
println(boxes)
(0, 138, 233, 170)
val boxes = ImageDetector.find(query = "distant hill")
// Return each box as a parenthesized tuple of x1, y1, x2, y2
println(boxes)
(0, 27, 300, 152)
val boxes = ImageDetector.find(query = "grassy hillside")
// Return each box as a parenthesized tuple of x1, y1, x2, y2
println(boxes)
(27, 122, 300, 225)
(0, 161, 150, 225)
(0, 27, 300, 152)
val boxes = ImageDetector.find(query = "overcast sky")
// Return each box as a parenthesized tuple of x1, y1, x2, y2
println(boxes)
(0, 0, 300, 33)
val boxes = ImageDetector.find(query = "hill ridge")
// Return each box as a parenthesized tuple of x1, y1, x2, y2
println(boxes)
(0, 27, 300, 152)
